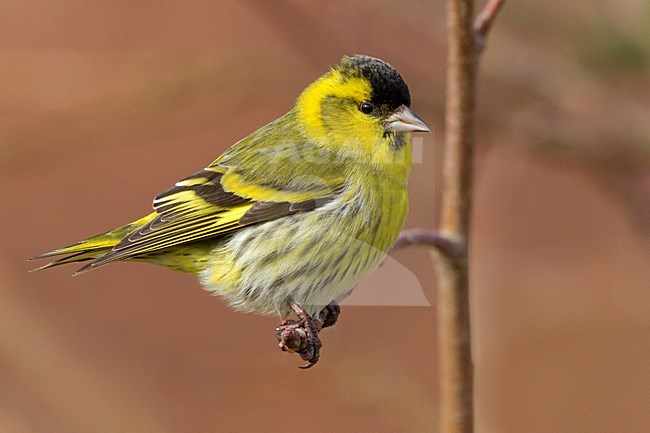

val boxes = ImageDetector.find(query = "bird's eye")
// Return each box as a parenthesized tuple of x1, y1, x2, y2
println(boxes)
(359, 102, 374, 115)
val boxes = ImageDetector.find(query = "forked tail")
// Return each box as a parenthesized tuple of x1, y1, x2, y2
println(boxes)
(29, 213, 156, 275)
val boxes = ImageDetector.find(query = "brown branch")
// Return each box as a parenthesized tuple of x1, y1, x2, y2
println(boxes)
(474, 0, 506, 53)
(392, 229, 464, 259)
(436, 1, 505, 433)
(436, 2, 477, 433)
(391, 2, 504, 431)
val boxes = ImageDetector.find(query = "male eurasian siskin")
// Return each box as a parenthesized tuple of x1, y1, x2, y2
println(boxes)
(32, 55, 430, 367)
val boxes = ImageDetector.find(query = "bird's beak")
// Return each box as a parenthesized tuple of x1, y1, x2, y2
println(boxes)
(384, 105, 431, 133)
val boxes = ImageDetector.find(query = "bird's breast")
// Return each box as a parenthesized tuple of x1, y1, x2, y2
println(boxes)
(201, 173, 409, 316)
(332, 174, 409, 252)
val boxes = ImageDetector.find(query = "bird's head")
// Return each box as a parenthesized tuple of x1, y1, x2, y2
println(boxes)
(295, 55, 430, 171)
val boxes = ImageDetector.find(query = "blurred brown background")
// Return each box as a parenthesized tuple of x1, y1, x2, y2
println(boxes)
(2, 1, 649, 432)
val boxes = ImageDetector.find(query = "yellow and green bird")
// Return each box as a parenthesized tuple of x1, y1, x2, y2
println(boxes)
(32, 55, 430, 367)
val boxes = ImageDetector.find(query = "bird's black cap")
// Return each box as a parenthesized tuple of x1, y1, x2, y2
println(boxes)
(338, 55, 411, 110)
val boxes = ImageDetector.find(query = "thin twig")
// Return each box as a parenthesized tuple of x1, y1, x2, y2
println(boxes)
(392, 229, 464, 259)
(391, 1, 505, 432)
(436, 1, 478, 432)
(474, 0, 505, 53)
(437, 1, 505, 433)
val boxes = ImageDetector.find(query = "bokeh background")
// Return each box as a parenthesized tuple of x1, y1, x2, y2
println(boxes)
(2, 1, 649, 432)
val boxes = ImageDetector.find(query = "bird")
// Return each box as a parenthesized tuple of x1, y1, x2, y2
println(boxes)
(31, 55, 430, 367)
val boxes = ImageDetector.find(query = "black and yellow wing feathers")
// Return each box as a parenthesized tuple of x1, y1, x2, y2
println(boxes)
(33, 110, 346, 274)
(75, 167, 338, 273)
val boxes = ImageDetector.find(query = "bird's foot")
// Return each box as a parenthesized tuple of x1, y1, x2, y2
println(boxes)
(276, 301, 342, 368)
(276, 301, 324, 369)
(319, 301, 340, 328)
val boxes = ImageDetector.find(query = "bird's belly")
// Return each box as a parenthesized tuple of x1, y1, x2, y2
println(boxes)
(200, 185, 407, 317)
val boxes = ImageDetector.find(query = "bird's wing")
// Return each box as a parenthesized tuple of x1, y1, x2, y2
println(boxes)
(79, 164, 342, 272)
(76, 112, 347, 272)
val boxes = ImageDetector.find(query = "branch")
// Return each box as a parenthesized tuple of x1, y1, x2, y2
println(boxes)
(435, 1, 505, 433)
(392, 229, 464, 260)
(473, 0, 505, 54)
(436, 2, 478, 432)
(391, 2, 505, 432)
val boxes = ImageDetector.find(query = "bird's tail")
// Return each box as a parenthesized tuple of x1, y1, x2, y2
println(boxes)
(29, 213, 156, 274)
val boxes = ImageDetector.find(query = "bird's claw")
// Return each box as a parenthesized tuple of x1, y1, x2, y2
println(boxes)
(275, 300, 341, 368)
(319, 301, 340, 328)
(276, 317, 322, 368)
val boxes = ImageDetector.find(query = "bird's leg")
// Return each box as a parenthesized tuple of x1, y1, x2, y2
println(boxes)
(276, 300, 325, 369)
(275, 301, 342, 368)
